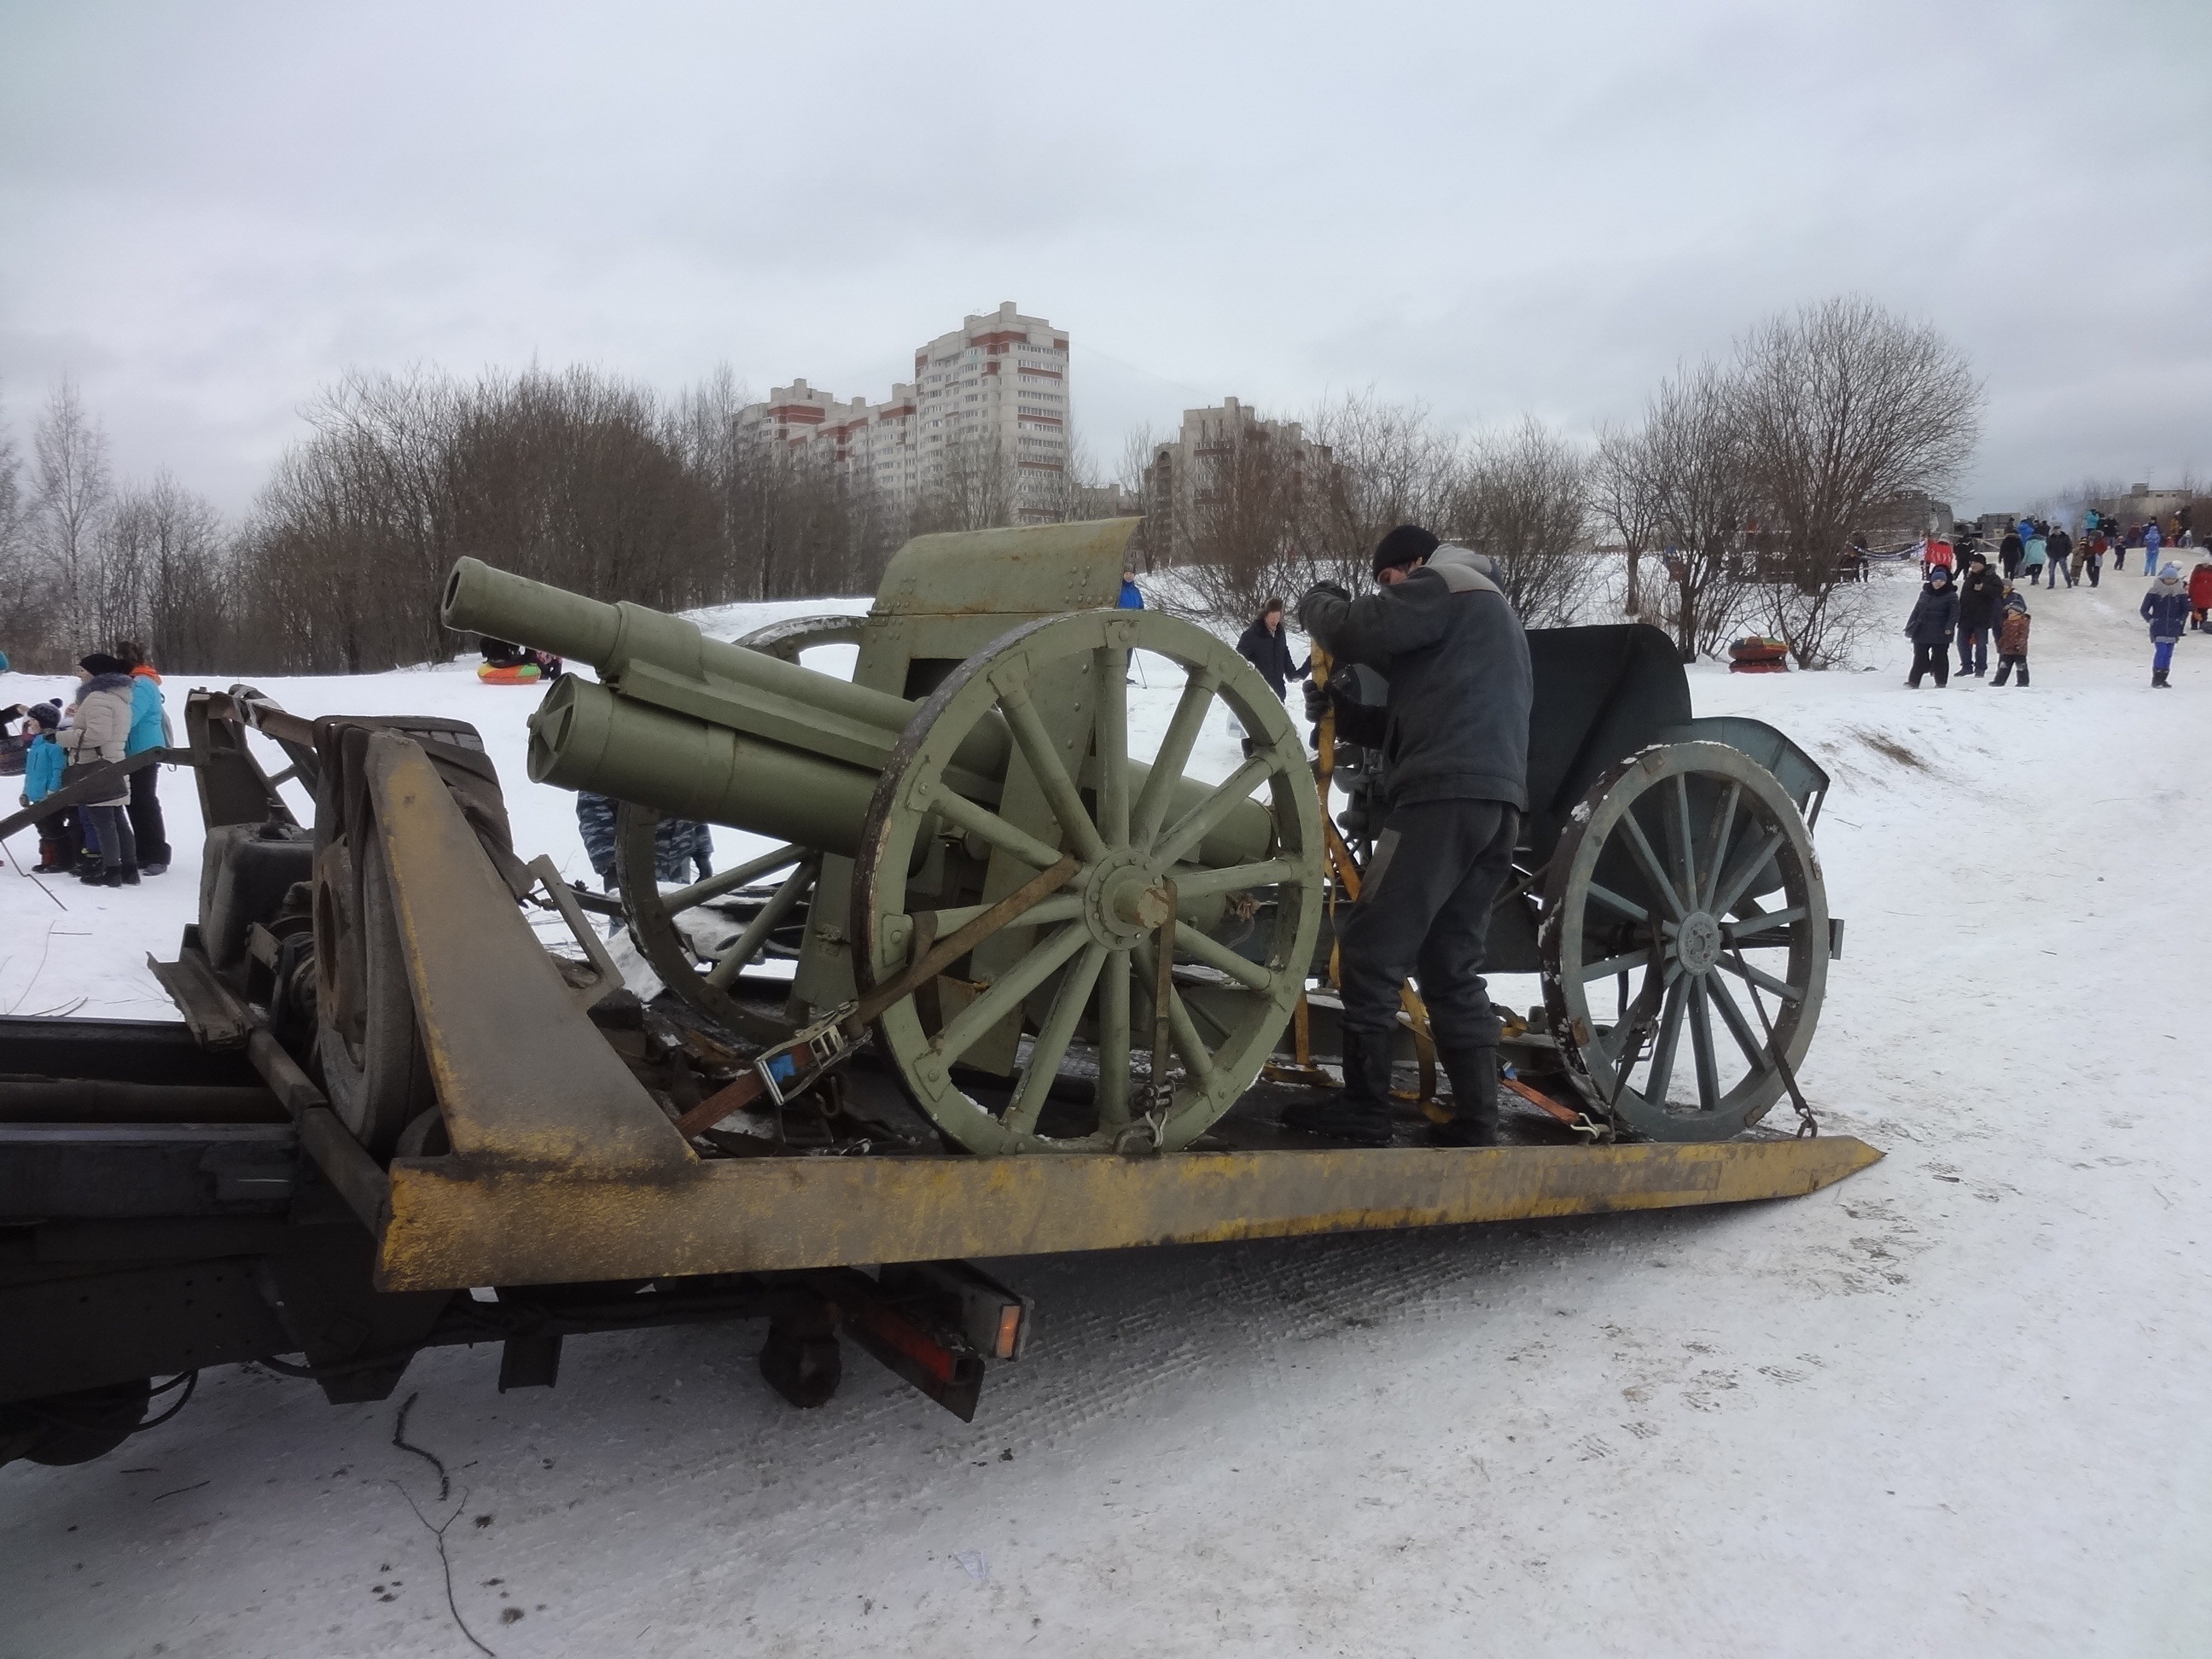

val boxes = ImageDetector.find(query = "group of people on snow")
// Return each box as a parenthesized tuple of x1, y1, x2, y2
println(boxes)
(1906, 512, 2209, 690)
(3, 643, 172, 887)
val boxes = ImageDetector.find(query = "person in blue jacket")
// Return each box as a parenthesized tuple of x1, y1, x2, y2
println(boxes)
(2142, 563, 2191, 687)
(15, 701, 82, 871)
(1116, 568, 1144, 609)
(114, 643, 173, 874)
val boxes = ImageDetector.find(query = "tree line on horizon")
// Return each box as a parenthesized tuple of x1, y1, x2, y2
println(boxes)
(0, 295, 2000, 678)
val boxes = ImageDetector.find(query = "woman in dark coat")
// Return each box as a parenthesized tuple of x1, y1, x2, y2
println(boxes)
(1234, 597, 1309, 699)
(1904, 566, 1959, 689)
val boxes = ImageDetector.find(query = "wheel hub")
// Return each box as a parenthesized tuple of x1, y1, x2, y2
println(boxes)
(1675, 910, 1723, 975)
(1080, 850, 1166, 947)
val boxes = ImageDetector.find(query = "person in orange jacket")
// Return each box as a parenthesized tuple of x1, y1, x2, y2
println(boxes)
(2188, 560, 2212, 632)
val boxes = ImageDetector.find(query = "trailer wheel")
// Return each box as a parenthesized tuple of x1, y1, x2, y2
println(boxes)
(314, 830, 437, 1157)
(0, 1377, 151, 1467)
(1540, 741, 1828, 1141)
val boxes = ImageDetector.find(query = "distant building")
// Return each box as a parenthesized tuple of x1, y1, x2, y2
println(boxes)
(2092, 483, 2193, 527)
(1140, 398, 1334, 563)
(737, 302, 1072, 521)
(1860, 491, 1954, 546)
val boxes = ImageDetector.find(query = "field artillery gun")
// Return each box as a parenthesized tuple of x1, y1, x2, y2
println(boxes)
(0, 520, 1871, 1468)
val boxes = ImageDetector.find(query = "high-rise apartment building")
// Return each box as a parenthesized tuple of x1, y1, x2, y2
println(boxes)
(1140, 398, 1334, 561)
(737, 301, 1071, 521)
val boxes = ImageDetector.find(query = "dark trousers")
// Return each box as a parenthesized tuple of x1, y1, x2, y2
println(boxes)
(126, 760, 169, 867)
(1338, 799, 1518, 1049)
(2001, 553, 2021, 581)
(1957, 624, 1988, 674)
(1909, 642, 1950, 686)
(1992, 655, 2029, 686)
(82, 803, 137, 873)
(2087, 559, 2101, 588)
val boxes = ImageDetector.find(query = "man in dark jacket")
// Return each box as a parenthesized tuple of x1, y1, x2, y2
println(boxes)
(1999, 530, 2023, 583)
(1905, 565, 1959, 689)
(1287, 524, 1534, 1147)
(1954, 554, 2003, 677)
(2047, 526, 2075, 588)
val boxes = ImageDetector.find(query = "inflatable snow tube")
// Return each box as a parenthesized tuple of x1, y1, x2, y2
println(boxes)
(477, 663, 542, 684)
(1726, 637, 1790, 674)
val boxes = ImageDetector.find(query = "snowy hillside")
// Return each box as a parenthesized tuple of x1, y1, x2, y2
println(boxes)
(3, 566, 2208, 1656)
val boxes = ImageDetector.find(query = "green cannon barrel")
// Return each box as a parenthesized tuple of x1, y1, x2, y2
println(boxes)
(442, 557, 1274, 868)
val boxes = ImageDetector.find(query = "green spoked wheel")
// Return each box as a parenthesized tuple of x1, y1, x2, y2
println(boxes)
(851, 609, 1325, 1155)
(1540, 741, 1829, 1142)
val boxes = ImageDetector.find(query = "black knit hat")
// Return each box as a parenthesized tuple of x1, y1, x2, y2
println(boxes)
(1373, 524, 1440, 575)
(79, 653, 128, 677)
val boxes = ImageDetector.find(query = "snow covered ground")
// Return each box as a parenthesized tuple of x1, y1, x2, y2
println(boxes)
(3, 566, 2209, 1656)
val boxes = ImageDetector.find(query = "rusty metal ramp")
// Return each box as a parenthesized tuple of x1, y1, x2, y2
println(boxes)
(375, 1134, 1878, 1290)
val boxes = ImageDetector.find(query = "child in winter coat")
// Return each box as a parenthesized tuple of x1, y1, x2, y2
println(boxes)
(2141, 563, 2191, 687)
(1904, 565, 1959, 688)
(2188, 561, 2212, 632)
(1992, 591, 2032, 685)
(14, 701, 82, 871)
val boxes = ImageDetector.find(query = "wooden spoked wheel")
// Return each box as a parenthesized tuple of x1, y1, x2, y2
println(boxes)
(613, 615, 855, 1040)
(851, 610, 1325, 1155)
(1540, 741, 1829, 1142)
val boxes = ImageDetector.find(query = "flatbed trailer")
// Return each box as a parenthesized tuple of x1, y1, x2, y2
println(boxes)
(0, 983, 1874, 1464)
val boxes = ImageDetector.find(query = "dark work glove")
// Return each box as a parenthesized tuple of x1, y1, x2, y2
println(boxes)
(1302, 679, 1334, 723)
(1300, 581, 1351, 617)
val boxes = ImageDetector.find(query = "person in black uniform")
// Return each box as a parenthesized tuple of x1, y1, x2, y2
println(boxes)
(1288, 524, 1534, 1147)
(1232, 597, 1309, 755)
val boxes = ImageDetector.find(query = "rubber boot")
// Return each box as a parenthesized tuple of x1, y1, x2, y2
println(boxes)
(1428, 1045, 1502, 1147)
(2153, 668, 2169, 688)
(1280, 1028, 1394, 1146)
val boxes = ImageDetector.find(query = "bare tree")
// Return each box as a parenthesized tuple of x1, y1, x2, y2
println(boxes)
(0, 381, 44, 662)
(1732, 297, 1982, 667)
(1592, 420, 1664, 616)
(1637, 362, 1758, 661)
(32, 378, 114, 644)
(919, 426, 1015, 533)
(1307, 390, 1461, 579)
(1455, 416, 1592, 626)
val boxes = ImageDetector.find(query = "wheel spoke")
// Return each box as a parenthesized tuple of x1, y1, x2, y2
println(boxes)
(1095, 647, 1130, 848)
(1004, 942, 1107, 1134)
(929, 922, 1091, 1063)
(1580, 945, 1654, 983)
(1131, 671, 1220, 848)
(928, 785, 1074, 873)
(1097, 948, 1132, 1127)
(1672, 773, 1698, 907)
(1169, 857, 1311, 899)
(1697, 783, 1740, 912)
(1711, 825, 1786, 918)
(656, 842, 806, 917)
(1173, 920, 1274, 992)
(1616, 805, 1687, 922)
(1703, 974, 1771, 1069)
(1715, 952, 1805, 1003)
(1586, 881, 1651, 924)
(998, 679, 1108, 863)
(1725, 905, 1807, 944)
(1642, 975, 1689, 1107)
(1132, 937, 1214, 1080)
(702, 858, 818, 989)
(1687, 977, 1720, 1112)
(917, 893, 1085, 934)
(1152, 755, 1272, 870)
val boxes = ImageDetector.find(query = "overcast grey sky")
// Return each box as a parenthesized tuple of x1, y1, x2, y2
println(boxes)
(2, 0, 2206, 521)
